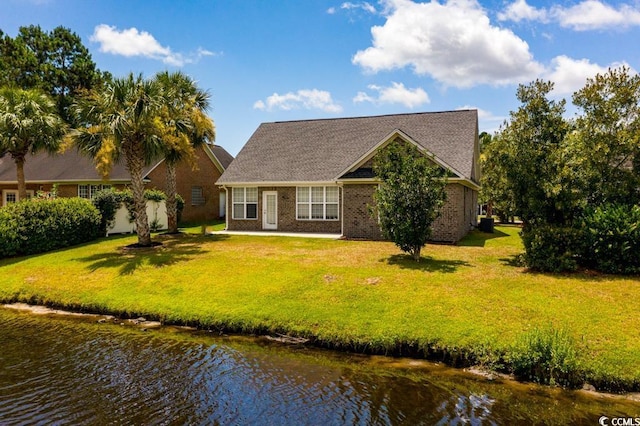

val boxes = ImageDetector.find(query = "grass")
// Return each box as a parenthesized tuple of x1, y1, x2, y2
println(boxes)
(1, 224, 639, 392)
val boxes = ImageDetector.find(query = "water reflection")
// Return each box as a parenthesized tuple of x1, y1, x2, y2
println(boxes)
(0, 308, 637, 425)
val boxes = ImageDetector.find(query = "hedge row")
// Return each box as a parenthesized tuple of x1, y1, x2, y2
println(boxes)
(0, 198, 102, 258)
(522, 204, 640, 274)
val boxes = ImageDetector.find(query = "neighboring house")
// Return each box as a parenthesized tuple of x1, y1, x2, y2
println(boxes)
(0, 143, 233, 223)
(217, 110, 480, 243)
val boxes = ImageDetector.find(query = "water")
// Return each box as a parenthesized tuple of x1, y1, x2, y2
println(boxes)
(0, 307, 638, 425)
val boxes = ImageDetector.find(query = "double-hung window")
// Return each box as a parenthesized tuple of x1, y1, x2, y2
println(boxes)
(78, 184, 112, 199)
(297, 186, 339, 220)
(232, 187, 258, 219)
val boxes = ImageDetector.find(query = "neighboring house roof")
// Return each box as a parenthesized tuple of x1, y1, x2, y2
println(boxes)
(217, 110, 479, 185)
(210, 145, 234, 170)
(0, 150, 143, 183)
(0, 143, 234, 184)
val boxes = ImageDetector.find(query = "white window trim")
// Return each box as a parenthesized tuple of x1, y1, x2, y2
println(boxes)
(2, 189, 34, 206)
(232, 187, 258, 220)
(78, 184, 111, 199)
(296, 186, 339, 221)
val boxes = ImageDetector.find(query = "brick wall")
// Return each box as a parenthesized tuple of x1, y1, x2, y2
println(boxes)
(146, 145, 224, 222)
(342, 184, 383, 239)
(342, 182, 476, 243)
(226, 186, 342, 233)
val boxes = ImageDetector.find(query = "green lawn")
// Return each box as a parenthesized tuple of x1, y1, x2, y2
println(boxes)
(1, 225, 639, 391)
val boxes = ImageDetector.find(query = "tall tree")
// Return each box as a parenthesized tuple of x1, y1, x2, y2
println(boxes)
(0, 87, 67, 200)
(155, 71, 215, 233)
(371, 141, 447, 262)
(499, 80, 572, 225)
(0, 25, 104, 124)
(572, 66, 640, 206)
(69, 73, 165, 247)
(479, 131, 517, 222)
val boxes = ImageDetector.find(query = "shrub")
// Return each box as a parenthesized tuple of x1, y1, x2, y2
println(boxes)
(509, 326, 582, 388)
(144, 188, 167, 202)
(582, 204, 640, 274)
(521, 224, 585, 272)
(176, 194, 185, 223)
(0, 198, 102, 258)
(92, 189, 121, 235)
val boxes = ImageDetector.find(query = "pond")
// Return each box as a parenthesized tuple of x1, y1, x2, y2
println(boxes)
(0, 307, 638, 425)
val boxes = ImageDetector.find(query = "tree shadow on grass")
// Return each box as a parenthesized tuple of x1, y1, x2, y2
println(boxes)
(382, 254, 471, 273)
(76, 233, 229, 276)
(457, 229, 510, 247)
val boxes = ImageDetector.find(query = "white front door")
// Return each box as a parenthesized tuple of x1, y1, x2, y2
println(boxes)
(262, 191, 277, 230)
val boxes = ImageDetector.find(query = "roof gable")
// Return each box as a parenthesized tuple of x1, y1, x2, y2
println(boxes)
(217, 110, 479, 185)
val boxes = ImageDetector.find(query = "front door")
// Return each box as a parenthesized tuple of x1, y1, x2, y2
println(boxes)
(262, 191, 277, 230)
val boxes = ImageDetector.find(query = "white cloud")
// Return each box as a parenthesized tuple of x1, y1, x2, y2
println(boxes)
(544, 56, 635, 96)
(457, 105, 506, 133)
(552, 1, 640, 31)
(353, 82, 429, 108)
(498, 0, 640, 30)
(341, 2, 377, 13)
(498, 0, 548, 23)
(327, 6, 337, 14)
(253, 89, 343, 113)
(90, 24, 215, 66)
(352, 0, 544, 88)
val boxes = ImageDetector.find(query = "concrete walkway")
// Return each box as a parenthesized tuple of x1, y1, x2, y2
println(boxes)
(210, 230, 342, 239)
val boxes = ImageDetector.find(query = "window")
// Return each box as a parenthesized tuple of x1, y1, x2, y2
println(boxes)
(232, 187, 258, 219)
(2, 190, 33, 206)
(78, 184, 111, 199)
(191, 186, 205, 206)
(297, 186, 339, 220)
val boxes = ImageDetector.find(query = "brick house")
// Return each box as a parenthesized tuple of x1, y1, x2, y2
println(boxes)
(0, 143, 233, 223)
(217, 110, 480, 243)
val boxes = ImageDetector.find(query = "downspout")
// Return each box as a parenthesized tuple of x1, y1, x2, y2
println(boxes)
(336, 181, 344, 237)
(220, 185, 229, 230)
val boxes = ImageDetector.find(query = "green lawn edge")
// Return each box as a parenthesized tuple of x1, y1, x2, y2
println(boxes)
(1, 224, 639, 392)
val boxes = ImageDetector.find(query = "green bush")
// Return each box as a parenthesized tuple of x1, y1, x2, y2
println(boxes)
(582, 204, 640, 274)
(509, 326, 582, 388)
(0, 198, 102, 258)
(176, 194, 185, 223)
(521, 225, 585, 272)
(92, 189, 121, 235)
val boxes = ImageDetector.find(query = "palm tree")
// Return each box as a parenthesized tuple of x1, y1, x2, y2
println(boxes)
(69, 73, 165, 247)
(155, 71, 215, 233)
(0, 87, 67, 200)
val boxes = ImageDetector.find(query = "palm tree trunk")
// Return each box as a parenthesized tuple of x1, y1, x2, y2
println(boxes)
(125, 143, 152, 246)
(15, 155, 27, 201)
(166, 160, 179, 233)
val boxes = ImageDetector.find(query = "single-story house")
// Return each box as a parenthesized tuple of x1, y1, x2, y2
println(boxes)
(0, 143, 234, 222)
(216, 110, 480, 243)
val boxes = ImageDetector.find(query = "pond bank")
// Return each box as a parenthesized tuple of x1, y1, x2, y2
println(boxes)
(4, 301, 640, 404)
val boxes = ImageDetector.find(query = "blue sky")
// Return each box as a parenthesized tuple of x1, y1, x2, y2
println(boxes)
(2, 0, 639, 156)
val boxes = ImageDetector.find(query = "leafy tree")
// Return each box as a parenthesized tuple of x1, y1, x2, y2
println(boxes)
(0, 87, 67, 200)
(479, 131, 516, 222)
(371, 141, 447, 262)
(0, 25, 104, 124)
(69, 73, 166, 247)
(572, 66, 640, 206)
(155, 71, 215, 233)
(499, 80, 573, 226)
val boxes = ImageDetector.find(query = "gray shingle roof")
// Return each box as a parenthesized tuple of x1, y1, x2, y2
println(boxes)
(217, 110, 478, 185)
(0, 150, 144, 183)
(210, 145, 234, 169)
